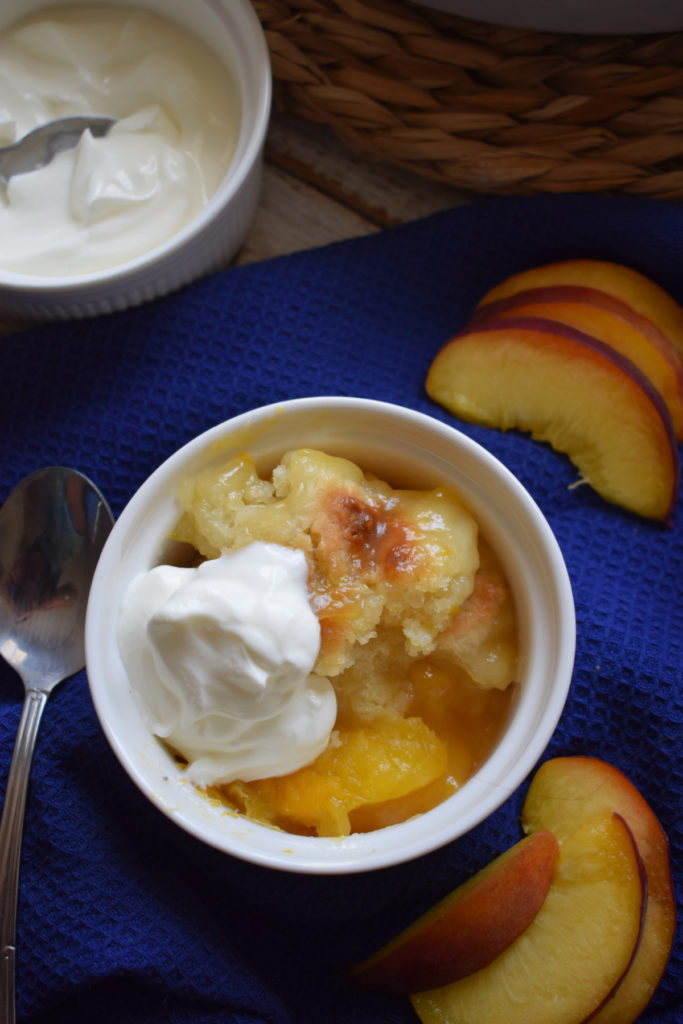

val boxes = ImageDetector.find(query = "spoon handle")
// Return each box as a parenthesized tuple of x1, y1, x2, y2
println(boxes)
(0, 689, 48, 1024)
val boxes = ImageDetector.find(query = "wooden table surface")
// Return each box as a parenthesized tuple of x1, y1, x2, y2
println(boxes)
(237, 109, 472, 267)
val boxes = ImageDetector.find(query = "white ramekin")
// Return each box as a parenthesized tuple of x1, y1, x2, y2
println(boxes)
(85, 397, 576, 874)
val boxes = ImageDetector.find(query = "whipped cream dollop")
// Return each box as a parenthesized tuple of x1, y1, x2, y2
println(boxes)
(117, 543, 337, 786)
(0, 5, 240, 276)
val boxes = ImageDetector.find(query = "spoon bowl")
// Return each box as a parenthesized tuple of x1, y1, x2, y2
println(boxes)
(0, 466, 113, 1023)
(0, 116, 116, 186)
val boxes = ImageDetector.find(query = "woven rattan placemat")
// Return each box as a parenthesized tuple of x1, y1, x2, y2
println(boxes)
(254, 0, 683, 198)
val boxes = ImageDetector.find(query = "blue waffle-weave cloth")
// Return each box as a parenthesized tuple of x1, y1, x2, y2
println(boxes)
(0, 192, 680, 1023)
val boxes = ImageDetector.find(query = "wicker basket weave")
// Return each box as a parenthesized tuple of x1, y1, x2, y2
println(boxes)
(253, 0, 683, 198)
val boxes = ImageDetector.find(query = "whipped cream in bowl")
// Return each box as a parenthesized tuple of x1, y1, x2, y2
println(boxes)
(0, 0, 271, 322)
(85, 397, 575, 874)
(0, 6, 239, 277)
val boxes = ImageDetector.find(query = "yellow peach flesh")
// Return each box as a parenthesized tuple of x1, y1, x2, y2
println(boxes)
(351, 829, 559, 992)
(426, 320, 679, 521)
(470, 294, 683, 440)
(411, 813, 646, 1024)
(522, 756, 676, 1024)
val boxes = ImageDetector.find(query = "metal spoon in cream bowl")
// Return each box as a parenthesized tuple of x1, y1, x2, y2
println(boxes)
(0, 116, 116, 185)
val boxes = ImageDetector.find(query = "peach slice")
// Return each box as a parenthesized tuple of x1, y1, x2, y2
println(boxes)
(522, 757, 676, 1024)
(478, 259, 683, 361)
(425, 317, 680, 521)
(411, 813, 647, 1024)
(351, 829, 559, 993)
(468, 286, 683, 441)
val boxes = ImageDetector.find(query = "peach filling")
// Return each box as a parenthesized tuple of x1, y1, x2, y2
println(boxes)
(215, 660, 514, 837)
(172, 448, 519, 837)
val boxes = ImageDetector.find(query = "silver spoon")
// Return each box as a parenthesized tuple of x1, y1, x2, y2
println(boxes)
(0, 116, 116, 186)
(0, 467, 113, 1023)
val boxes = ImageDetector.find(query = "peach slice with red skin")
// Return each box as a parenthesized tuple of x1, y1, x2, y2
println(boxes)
(468, 285, 683, 441)
(426, 317, 680, 522)
(411, 812, 647, 1024)
(522, 757, 676, 1024)
(350, 829, 559, 993)
(478, 259, 683, 361)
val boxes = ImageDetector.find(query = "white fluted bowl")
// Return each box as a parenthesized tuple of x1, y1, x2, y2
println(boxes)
(0, 0, 271, 323)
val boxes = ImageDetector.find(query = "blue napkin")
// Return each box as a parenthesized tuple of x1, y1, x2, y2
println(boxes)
(0, 193, 681, 1024)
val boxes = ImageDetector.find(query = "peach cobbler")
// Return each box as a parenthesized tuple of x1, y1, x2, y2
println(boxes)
(162, 448, 519, 838)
